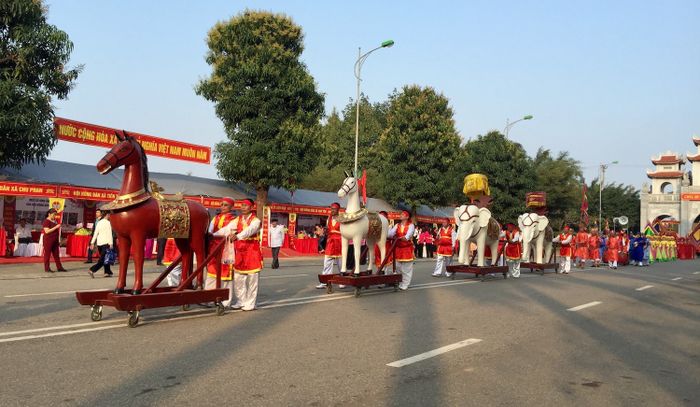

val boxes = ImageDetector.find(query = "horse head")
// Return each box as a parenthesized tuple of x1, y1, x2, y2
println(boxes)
(337, 172, 357, 198)
(97, 131, 144, 175)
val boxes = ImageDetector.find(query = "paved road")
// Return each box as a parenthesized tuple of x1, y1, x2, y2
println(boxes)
(1, 257, 698, 406)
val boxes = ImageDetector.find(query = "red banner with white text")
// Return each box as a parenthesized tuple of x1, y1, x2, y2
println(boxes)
(54, 117, 211, 164)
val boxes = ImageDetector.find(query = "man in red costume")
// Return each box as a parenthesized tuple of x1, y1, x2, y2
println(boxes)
(374, 211, 393, 271)
(388, 210, 415, 290)
(574, 225, 589, 269)
(552, 224, 573, 274)
(588, 227, 601, 267)
(317, 202, 342, 288)
(432, 219, 456, 277)
(205, 197, 236, 306)
(607, 231, 620, 269)
(215, 198, 262, 311)
(504, 223, 522, 278)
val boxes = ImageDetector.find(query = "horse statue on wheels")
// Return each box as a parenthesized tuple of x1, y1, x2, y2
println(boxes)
(96, 131, 209, 294)
(336, 172, 389, 275)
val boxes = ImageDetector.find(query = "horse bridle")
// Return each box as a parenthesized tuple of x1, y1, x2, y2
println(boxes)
(339, 178, 356, 195)
(104, 140, 138, 167)
(458, 205, 479, 222)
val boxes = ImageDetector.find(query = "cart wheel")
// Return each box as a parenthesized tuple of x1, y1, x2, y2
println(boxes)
(503, 273, 508, 279)
(393, 283, 399, 292)
(181, 304, 191, 312)
(450, 273, 456, 280)
(326, 284, 334, 294)
(354, 286, 361, 297)
(215, 302, 225, 316)
(127, 311, 140, 328)
(90, 305, 103, 321)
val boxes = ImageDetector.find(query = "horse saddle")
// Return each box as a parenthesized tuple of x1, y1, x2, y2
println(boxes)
(157, 200, 190, 239)
(487, 218, 500, 240)
(366, 212, 383, 241)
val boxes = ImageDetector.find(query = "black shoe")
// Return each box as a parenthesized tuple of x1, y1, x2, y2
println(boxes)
(84, 261, 93, 264)
(57, 268, 68, 272)
(104, 273, 113, 278)
(156, 262, 163, 266)
(45, 269, 55, 273)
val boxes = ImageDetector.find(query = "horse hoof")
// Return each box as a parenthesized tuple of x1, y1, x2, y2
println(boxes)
(131, 290, 141, 295)
(113, 288, 126, 295)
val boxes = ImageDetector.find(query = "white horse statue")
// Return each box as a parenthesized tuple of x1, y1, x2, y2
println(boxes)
(337, 174, 389, 275)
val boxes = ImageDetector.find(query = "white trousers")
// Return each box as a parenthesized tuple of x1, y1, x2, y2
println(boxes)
(432, 255, 452, 276)
(233, 272, 259, 311)
(507, 260, 520, 278)
(560, 256, 571, 273)
(205, 275, 233, 307)
(397, 261, 414, 290)
(322, 256, 340, 275)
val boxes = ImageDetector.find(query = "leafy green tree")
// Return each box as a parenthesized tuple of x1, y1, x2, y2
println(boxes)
(0, 0, 81, 168)
(196, 10, 324, 216)
(456, 131, 536, 223)
(377, 85, 462, 213)
(301, 97, 388, 195)
(587, 179, 640, 232)
(531, 148, 584, 229)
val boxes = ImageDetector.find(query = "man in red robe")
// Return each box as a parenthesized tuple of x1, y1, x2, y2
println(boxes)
(205, 197, 236, 306)
(432, 219, 456, 277)
(553, 224, 573, 274)
(574, 225, 589, 269)
(214, 198, 262, 311)
(504, 223, 522, 278)
(607, 232, 620, 269)
(317, 202, 342, 288)
(388, 211, 415, 290)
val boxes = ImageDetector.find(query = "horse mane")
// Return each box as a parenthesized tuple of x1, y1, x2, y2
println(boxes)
(123, 133, 149, 192)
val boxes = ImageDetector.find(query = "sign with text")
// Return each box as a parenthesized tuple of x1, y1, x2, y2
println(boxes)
(0, 182, 57, 197)
(681, 193, 700, 201)
(59, 186, 119, 201)
(54, 117, 211, 164)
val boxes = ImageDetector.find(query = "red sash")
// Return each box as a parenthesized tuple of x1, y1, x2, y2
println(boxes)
(436, 227, 454, 256)
(207, 212, 235, 280)
(394, 222, 414, 262)
(325, 216, 342, 257)
(233, 214, 263, 274)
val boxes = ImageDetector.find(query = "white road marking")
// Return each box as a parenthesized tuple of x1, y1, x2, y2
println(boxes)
(0, 279, 479, 343)
(386, 338, 482, 368)
(2, 274, 309, 298)
(694, 272, 700, 275)
(5, 290, 80, 298)
(262, 273, 309, 279)
(671, 277, 683, 281)
(635, 285, 654, 291)
(567, 301, 602, 312)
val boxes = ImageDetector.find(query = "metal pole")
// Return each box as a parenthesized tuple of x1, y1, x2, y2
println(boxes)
(504, 118, 510, 137)
(354, 47, 361, 178)
(598, 164, 605, 230)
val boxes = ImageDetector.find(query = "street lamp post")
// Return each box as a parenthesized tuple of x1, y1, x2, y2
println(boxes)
(353, 40, 394, 178)
(503, 115, 533, 138)
(598, 160, 619, 230)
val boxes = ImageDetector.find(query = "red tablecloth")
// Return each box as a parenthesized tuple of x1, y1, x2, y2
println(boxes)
(292, 237, 319, 254)
(67, 234, 91, 257)
(0, 229, 6, 257)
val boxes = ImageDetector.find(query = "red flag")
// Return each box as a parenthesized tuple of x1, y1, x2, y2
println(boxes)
(580, 184, 589, 226)
(358, 169, 367, 205)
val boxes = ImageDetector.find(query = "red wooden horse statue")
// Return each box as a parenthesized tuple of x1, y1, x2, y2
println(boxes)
(96, 131, 209, 294)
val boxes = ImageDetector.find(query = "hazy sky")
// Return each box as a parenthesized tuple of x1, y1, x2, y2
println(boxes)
(45, 0, 699, 189)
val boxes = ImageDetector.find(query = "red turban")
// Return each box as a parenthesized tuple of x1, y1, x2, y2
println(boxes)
(221, 197, 235, 206)
(241, 198, 255, 206)
(400, 210, 410, 219)
(330, 202, 341, 209)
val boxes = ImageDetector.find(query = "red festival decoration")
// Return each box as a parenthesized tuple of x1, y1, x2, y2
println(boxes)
(54, 117, 211, 164)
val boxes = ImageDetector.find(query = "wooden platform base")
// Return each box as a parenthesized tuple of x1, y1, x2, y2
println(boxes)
(317, 272, 402, 297)
(446, 265, 509, 281)
(75, 288, 230, 327)
(520, 262, 559, 274)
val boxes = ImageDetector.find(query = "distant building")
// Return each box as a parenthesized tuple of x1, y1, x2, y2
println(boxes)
(640, 136, 700, 236)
